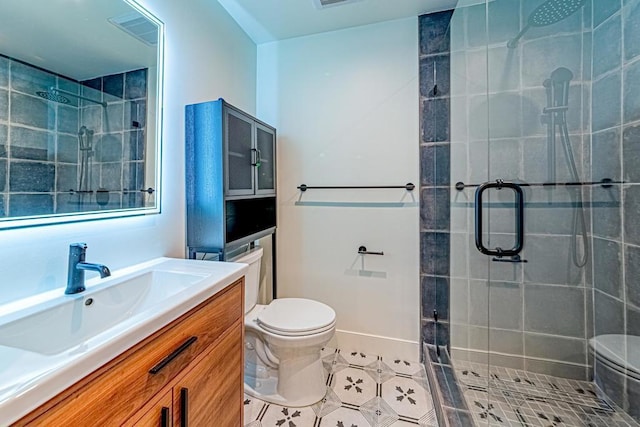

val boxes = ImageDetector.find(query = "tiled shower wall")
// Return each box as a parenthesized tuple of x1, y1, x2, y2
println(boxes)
(0, 54, 148, 217)
(419, 10, 454, 352)
(420, 0, 598, 380)
(590, 0, 640, 418)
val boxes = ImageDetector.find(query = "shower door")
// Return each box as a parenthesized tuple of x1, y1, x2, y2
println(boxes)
(448, 0, 606, 424)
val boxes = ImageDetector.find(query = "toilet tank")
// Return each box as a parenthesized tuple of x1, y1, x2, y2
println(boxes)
(231, 246, 263, 314)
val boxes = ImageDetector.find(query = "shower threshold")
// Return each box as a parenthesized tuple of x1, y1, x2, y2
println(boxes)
(454, 359, 639, 426)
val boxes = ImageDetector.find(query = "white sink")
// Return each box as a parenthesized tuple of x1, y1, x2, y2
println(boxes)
(0, 270, 207, 355)
(0, 257, 248, 425)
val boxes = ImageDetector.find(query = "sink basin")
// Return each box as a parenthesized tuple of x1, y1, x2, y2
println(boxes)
(0, 270, 208, 355)
(0, 257, 248, 425)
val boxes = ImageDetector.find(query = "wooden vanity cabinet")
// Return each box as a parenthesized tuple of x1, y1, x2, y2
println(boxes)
(15, 279, 244, 427)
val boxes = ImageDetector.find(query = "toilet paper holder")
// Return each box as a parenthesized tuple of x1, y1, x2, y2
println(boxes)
(358, 246, 384, 256)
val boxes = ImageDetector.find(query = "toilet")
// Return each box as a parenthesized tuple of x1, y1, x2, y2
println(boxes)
(234, 246, 336, 407)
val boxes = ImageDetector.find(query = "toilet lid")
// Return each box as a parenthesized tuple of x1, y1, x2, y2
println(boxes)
(257, 298, 336, 334)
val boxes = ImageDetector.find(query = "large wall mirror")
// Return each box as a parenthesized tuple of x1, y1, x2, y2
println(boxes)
(0, 0, 163, 228)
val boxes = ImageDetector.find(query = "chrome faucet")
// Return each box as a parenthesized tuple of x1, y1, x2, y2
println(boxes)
(66, 243, 111, 294)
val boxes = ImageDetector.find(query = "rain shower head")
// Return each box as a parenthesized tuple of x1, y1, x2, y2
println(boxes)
(36, 90, 71, 105)
(35, 87, 107, 108)
(507, 0, 587, 48)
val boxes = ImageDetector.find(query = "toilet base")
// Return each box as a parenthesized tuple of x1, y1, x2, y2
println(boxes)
(244, 345, 328, 407)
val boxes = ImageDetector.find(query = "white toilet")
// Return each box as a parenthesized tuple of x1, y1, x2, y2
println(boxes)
(235, 246, 336, 407)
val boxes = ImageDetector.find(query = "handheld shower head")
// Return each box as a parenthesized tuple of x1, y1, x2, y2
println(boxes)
(544, 67, 574, 107)
(507, 0, 587, 48)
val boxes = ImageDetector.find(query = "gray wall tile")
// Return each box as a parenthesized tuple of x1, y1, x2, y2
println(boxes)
(0, 56, 7, 88)
(593, 0, 621, 28)
(522, 34, 583, 88)
(0, 124, 6, 157)
(10, 61, 56, 94)
(95, 134, 123, 163)
(523, 235, 583, 286)
(9, 161, 55, 192)
(469, 280, 523, 330)
(0, 88, 7, 121)
(419, 11, 453, 55)
(469, 93, 522, 140)
(524, 284, 585, 337)
(592, 187, 622, 240)
(623, 124, 640, 184)
(624, 185, 640, 245)
(592, 71, 621, 132)
(100, 163, 122, 191)
(421, 232, 450, 276)
(594, 290, 625, 335)
(10, 126, 55, 161)
(593, 14, 622, 79)
(125, 69, 148, 100)
(593, 238, 623, 298)
(420, 54, 450, 98)
(8, 194, 53, 216)
(57, 105, 79, 135)
(422, 98, 450, 142)
(525, 333, 587, 365)
(124, 130, 145, 161)
(105, 102, 124, 132)
(0, 159, 6, 191)
(11, 92, 55, 130)
(592, 129, 621, 182)
(57, 135, 79, 164)
(525, 358, 588, 380)
(56, 164, 77, 192)
(624, 0, 640, 60)
(80, 105, 103, 133)
(627, 304, 640, 336)
(624, 243, 640, 308)
(623, 59, 640, 123)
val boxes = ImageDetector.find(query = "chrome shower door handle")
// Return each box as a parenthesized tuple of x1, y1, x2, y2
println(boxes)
(474, 180, 524, 257)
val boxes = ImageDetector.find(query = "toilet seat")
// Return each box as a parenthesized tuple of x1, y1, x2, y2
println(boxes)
(257, 298, 336, 337)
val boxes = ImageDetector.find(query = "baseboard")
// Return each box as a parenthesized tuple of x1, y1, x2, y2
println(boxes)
(327, 329, 420, 362)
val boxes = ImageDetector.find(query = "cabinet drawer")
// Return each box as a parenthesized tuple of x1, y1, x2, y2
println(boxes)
(17, 280, 243, 426)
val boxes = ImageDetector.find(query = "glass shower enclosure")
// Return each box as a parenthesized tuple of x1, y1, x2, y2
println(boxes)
(446, 0, 640, 424)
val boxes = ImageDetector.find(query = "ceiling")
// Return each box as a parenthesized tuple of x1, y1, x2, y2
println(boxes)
(0, 0, 157, 81)
(217, 0, 463, 44)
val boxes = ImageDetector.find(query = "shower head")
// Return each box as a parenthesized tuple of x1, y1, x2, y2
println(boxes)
(507, 0, 587, 48)
(543, 67, 574, 109)
(36, 90, 71, 105)
(36, 87, 107, 108)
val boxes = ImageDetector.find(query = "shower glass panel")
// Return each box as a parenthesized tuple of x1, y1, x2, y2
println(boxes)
(448, 0, 640, 424)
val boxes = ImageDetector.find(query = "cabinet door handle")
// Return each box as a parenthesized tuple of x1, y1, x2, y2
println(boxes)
(251, 148, 261, 167)
(180, 387, 189, 427)
(148, 336, 198, 374)
(161, 406, 170, 427)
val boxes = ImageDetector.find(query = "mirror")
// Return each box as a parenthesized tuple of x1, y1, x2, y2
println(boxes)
(0, 0, 163, 228)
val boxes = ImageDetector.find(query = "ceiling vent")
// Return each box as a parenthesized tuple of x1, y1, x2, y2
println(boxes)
(312, 0, 365, 9)
(109, 11, 158, 46)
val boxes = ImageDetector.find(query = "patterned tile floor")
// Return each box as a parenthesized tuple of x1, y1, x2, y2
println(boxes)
(243, 347, 439, 427)
(452, 360, 640, 426)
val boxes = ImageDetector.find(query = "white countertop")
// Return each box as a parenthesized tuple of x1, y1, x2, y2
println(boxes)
(0, 257, 247, 425)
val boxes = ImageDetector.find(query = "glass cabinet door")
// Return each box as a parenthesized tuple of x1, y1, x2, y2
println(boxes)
(225, 109, 254, 196)
(255, 124, 276, 195)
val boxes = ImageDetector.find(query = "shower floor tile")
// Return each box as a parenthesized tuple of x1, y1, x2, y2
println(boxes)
(452, 360, 639, 426)
(243, 347, 439, 427)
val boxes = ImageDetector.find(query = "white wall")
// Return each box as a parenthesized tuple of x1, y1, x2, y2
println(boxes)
(0, 0, 256, 304)
(257, 18, 420, 360)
